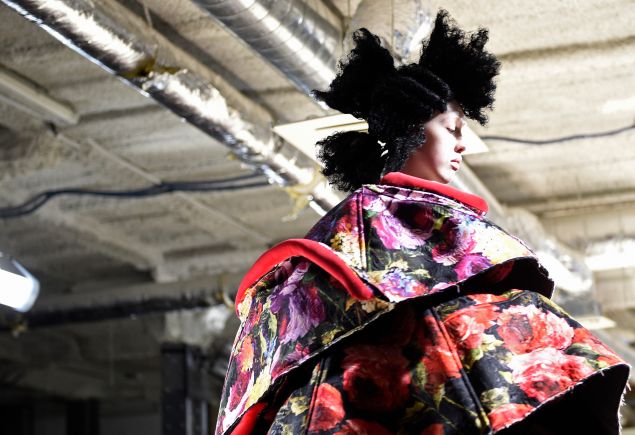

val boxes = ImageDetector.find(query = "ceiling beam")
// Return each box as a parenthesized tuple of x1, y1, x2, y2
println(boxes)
(518, 190, 635, 217)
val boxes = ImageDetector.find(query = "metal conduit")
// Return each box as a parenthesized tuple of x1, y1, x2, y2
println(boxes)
(2, 0, 340, 212)
(192, 0, 341, 95)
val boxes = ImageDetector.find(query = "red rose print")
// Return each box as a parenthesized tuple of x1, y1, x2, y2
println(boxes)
(488, 403, 534, 431)
(420, 424, 444, 435)
(419, 315, 462, 393)
(483, 261, 514, 283)
(598, 354, 623, 366)
(444, 303, 500, 355)
(508, 347, 594, 402)
(572, 328, 623, 365)
(335, 419, 392, 435)
(467, 293, 510, 304)
(412, 206, 435, 232)
(572, 327, 600, 346)
(498, 304, 573, 354)
(308, 383, 346, 431)
(335, 208, 357, 234)
(341, 344, 411, 412)
(421, 347, 462, 394)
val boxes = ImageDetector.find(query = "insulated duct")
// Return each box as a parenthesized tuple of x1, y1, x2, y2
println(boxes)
(346, 0, 435, 63)
(2, 0, 340, 212)
(191, 0, 342, 95)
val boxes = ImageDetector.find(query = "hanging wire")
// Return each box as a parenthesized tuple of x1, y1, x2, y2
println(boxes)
(480, 122, 635, 145)
(0, 172, 270, 219)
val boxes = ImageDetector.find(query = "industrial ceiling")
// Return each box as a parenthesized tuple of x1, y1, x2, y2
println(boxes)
(0, 0, 634, 429)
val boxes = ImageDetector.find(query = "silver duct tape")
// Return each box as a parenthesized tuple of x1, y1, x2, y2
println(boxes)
(193, 0, 340, 94)
(2, 0, 340, 208)
(348, 0, 435, 64)
(3, 0, 153, 75)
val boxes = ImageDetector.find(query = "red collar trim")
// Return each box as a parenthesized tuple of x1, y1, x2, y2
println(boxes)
(379, 172, 489, 213)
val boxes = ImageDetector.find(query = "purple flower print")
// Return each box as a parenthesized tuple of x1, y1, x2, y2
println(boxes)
(270, 261, 326, 343)
(454, 253, 493, 281)
(432, 217, 476, 265)
(371, 200, 433, 250)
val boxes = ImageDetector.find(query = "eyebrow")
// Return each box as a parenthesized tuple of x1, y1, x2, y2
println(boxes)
(443, 112, 467, 124)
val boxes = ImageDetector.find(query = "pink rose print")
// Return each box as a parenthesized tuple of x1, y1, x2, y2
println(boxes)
(508, 347, 594, 402)
(367, 198, 432, 250)
(454, 253, 492, 281)
(431, 217, 476, 266)
(467, 293, 510, 304)
(374, 212, 428, 250)
(498, 304, 574, 354)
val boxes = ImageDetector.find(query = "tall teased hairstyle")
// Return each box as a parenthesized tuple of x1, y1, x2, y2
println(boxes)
(312, 9, 501, 192)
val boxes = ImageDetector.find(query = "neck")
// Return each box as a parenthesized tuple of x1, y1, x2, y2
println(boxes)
(379, 172, 488, 213)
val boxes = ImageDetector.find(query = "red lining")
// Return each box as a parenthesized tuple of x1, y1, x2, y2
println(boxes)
(235, 239, 374, 314)
(380, 172, 488, 213)
(230, 402, 266, 435)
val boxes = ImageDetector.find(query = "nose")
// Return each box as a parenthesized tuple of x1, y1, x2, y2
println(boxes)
(455, 140, 466, 154)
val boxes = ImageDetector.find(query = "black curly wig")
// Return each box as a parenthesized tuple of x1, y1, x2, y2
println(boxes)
(312, 9, 501, 192)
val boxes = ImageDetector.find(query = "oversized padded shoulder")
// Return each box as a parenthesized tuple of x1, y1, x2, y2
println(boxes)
(235, 239, 375, 314)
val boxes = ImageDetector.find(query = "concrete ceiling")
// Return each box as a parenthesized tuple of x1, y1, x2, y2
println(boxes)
(0, 0, 634, 423)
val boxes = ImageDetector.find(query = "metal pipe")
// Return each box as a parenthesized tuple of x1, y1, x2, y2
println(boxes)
(2, 0, 340, 210)
(191, 0, 342, 95)
(0, 294, 217, 330)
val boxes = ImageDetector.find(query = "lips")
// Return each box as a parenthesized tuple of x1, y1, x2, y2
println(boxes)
(450, 159, 461, 170)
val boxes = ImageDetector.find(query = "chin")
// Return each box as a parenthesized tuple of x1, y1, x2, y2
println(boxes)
(437, 172, 455, 184)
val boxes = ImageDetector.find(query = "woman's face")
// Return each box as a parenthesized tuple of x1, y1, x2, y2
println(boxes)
(400, 101, 467, 184)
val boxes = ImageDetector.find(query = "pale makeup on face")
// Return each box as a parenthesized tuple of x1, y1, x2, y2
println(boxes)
(400, 101, 468, 184)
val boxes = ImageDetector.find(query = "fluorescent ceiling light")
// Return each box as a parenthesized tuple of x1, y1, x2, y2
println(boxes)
(273, 114, 489, 165)
(0, 253, 40, 312)
(0, 65, 79, 126)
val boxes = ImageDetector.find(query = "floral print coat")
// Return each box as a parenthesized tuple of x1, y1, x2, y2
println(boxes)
(215, 172, 630, 434)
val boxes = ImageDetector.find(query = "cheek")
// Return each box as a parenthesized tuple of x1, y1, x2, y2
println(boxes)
(427, 143, 450, 166)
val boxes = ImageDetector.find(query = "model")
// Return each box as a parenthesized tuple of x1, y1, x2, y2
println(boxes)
(215, 9, 630, 435)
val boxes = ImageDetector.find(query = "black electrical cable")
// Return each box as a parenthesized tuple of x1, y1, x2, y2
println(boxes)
(0, 172, 271, 219)
(480, 122, 635, 145)
(3, 123, 632, 218)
